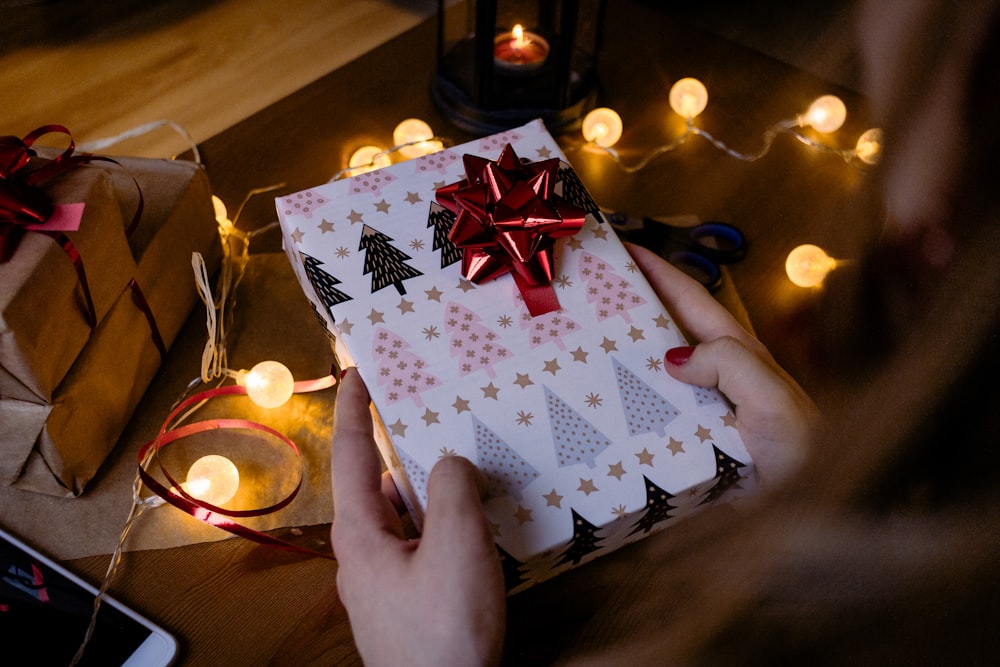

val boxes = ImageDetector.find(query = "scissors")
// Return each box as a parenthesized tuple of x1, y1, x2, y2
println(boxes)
(602, 211, 747, 292)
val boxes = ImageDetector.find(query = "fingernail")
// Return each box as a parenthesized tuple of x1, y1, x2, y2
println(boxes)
(665, 346, 695, 366)
(340, 367, 351, 380)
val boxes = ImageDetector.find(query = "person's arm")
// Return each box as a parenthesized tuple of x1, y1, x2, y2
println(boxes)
(330, 368, 506, 667)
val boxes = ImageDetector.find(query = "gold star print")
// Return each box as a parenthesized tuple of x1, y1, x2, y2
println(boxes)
(335, 246, 350, 258)
(667, 437, 685, 455)
(627, 326, 646, 342)
(397, 298, 415, 314)
(571, 346, 589, 363)
(553, 274, 572, 288)
(695, 424, 713, 442)
(374, 199, 391, 213)
(516, 410, 534, 426)
(481, 382, 500, 399)
(721, 412, 739, 428)
(543, 358, 561, 375)
(607, 461, 626, 480)
(585, 392, 603, 408)
(567, 237, 584, 251)
(421, 409, 440, 426)
(514, 505, 534, 525)
(457, 279, 476, 292)
(577, 478, 598, 495)
(318, 219, 334, 233)
(591, 225, 609, 240)
(536, 147, 553, 159)
(513, 373, 534, 389)
(347, 209, 364, 224)
(290, 227, 304, 244)
(423, 326, 440, 340)
(635, 448, 655, 466)
(626, 260, 639, 273)
(497, 314, 513, 328)
(337, 319, 354, 336)
(612, 504, 628, 519)
(543, 489, 563, 508)
(438, 447, 457, 458)
(600, 336, 618, 354)
(452, 396, 471, 413)
(366, 308, 385, 325)
(653, 313, 671, 329)
(646, 356, 663, 372)
(425, 286, 443, 301)
(404, 191, 423, 204)
(388, 419, 407, 437)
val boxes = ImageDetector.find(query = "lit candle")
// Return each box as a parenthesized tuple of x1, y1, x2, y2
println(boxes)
(493, 24, 549, 72)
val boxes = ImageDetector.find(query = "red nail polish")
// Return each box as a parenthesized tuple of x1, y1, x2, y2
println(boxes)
(340, 367, 350, 380)
(665, 346, 695, 366)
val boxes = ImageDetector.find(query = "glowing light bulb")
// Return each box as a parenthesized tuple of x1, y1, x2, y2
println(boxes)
(854, 127, 883, 164)
(669, 77, 709, 120)
(393, 118, 441, 159)
(786, 244, 838, 287)
(348, 145, 391, 176)
(183, 454, 240, 506)
(801, 95, 847, 133)
(212, 195, 233, 232)
(240, 360, 295, 408)
(581, 107, 623, 148)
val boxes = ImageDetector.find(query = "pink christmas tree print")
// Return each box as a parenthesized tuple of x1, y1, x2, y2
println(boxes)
(414, 149, 459, 175)
(395, 446, 429, 506)
(472, 415, 540, 501)
(613, 357, 681, 437)
(516, 295, 580, 351)
(348, 168, 395, 197)
(371, 327, 441, 408)
(443, 301, 513, 378)
(544, 385, 613, 469)
(278, 189, 328, 219)
(578, 251, 646, 323)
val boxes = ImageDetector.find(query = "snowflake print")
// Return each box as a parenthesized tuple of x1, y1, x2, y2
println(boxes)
(423, 326, 440, 340)
(516, 410, 534, 426)
(585, 392, 603, 408)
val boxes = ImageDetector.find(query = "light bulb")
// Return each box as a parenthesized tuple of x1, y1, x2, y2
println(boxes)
(581, 107, 623, 148)
(801, 95, 847, 133)
(854, 127, 882, 164)
(393, 118, 441, 159)
(348, 145, 391, 175)
(669, 77, 709, 120)
(786, 244, 837, 287)
(240, 360, 295, 408)
(183, 454, 240, 506)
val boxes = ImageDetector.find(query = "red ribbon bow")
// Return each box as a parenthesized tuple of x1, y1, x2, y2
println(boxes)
(436, 144, 586, 317)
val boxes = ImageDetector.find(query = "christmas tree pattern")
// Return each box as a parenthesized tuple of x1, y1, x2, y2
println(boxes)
(472, 415, 540, 500)
(516, 295, 580, 351)
(359, 223, 423, 295)
(555, 508, 604, 567)
(627, 476, 678, 536)
(557, 164, 602, 220)
(395, 446, 429, 506)
(578, 251, 646, 323)
(427, 201, 462, 268)
(699, 445, 747, 506)
(372, 327, 441, 408)
(496, 544, 530, 592)
(692, 384, 729, 408)
(613, 357, 681, 437)
(544, 385, 612, 469)
(443, 301, 514, 378)
(300, 251, 352, 320)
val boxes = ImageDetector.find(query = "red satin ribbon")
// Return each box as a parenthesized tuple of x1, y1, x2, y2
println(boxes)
(436, 144, 586, 317)
(137, 372, 338, 558)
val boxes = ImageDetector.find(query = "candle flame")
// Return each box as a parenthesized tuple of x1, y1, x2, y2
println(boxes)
(512, 24, 527, 48)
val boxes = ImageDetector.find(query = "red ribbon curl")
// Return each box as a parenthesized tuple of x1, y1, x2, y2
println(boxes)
(436, 144, 586, 317)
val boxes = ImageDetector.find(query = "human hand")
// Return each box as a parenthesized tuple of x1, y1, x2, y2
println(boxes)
(330, 368, 506, 667)
(626, 243, 817, 485)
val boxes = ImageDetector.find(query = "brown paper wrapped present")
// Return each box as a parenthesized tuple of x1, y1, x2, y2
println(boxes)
(0, 154, 221, 496)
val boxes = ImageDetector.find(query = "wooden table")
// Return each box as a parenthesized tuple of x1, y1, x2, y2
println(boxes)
(68, 3, 883, 664)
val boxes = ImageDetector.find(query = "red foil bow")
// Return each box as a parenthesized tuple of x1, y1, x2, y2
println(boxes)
(436, 144, 586, 316)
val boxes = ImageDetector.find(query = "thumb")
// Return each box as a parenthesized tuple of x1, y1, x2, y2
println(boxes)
(664, 337, 785, 410)
(419, 456, 495, 557)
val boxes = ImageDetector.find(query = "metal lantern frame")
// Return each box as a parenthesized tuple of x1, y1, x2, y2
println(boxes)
(432, 0, 607, 134)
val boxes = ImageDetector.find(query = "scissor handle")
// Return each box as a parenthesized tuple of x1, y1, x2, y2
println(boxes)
(667, 250, 723, 292)
(687, 221, 747, 263)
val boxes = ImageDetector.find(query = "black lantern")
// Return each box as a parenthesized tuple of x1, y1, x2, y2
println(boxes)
(432, 0, 607, 135)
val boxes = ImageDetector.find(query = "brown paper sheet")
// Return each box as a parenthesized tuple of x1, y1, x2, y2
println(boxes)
(0, 253, 338, 560)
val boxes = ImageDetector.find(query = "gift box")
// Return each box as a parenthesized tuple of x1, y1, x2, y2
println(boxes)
(0, 150, 221, 497)
(277, 119, 754, 592)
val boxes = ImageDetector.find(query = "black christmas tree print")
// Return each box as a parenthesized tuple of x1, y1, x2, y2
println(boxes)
(359, 223, 423, 295)
(300, 251, 352, 320)
(613, 357, 681, 437)
(578, 251, 646, 323)
(699, 444, 747, 506)
(544, 385, 612, 469)
(555, 508, 604, 567)
(628, 475, 678, 536)
(444, 301, 514, 378)
(395, 446, 429, 506)
(472, 415, 540, 501)
(427, 201, 462, 269)
(496, 544, 530, 591)
(371, 327, 441, 408)
(557, 164, 602, 220)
